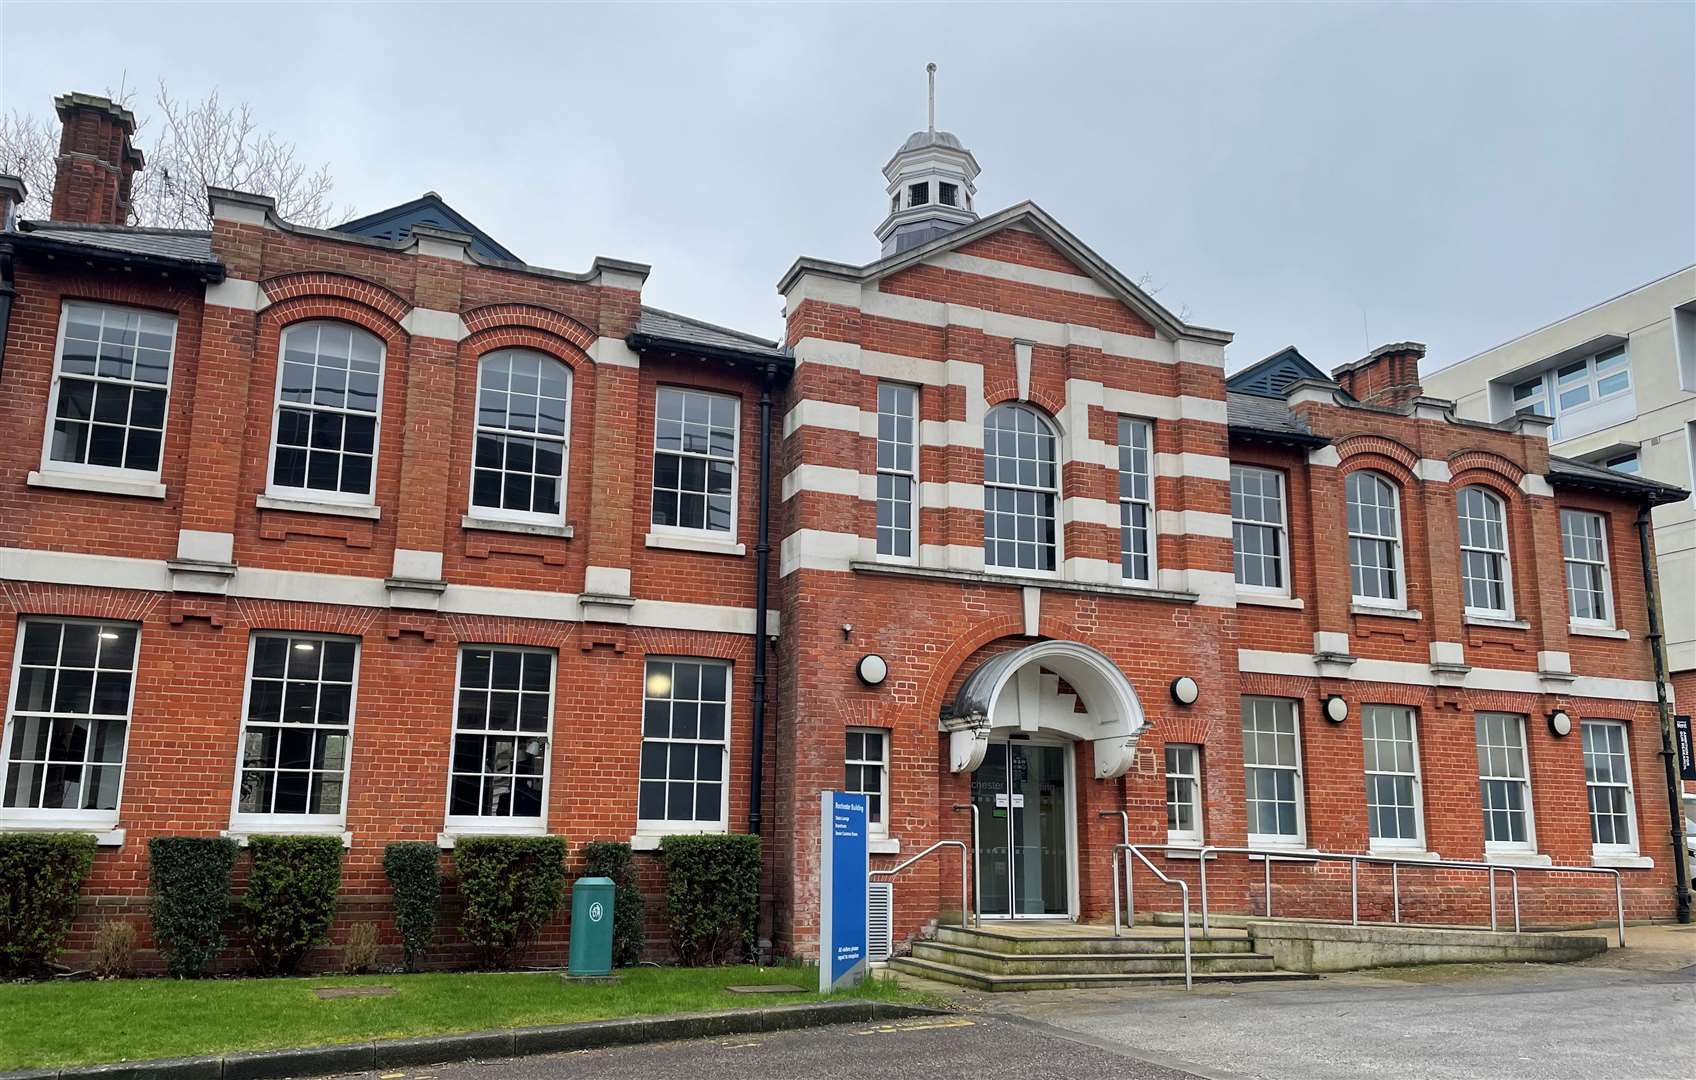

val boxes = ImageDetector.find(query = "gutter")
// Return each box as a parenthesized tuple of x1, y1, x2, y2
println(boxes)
(1226, 423, 1331, 449)
(0, 237, 13, 381)
(8, 231, 224, 283)
(1636, 500, 1692, 923)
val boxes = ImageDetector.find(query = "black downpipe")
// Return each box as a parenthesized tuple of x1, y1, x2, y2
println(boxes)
(0, 242, 15, 381)
(748, 363, 775, 840)
(1636, 500, 1692, 923)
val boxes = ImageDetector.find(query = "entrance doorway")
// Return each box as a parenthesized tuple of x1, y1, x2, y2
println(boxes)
(971, 740, 1071, 918)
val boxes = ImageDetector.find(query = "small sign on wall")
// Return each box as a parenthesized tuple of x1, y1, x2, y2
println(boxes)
(1675, 715, 1696, 782)
(818, 790, 869, 993)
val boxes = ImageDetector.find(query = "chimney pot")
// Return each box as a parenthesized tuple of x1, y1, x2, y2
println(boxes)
(49, 92, 143, 226)
(1332, 342, 1427, 411)
(0, 175, 27, 230)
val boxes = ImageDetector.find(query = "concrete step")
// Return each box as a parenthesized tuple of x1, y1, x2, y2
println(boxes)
(911, 940, 1280, 976)
(888, 954, 1318, 992)
(935, 924, 1254, 956)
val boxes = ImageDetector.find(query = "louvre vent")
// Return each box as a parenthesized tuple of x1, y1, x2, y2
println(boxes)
(868, 881, 894, 962)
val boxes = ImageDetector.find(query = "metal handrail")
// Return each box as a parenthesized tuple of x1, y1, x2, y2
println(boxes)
(1111, 843, 1192, 989)
(952, 803, 980, 927)
(1100, 811, 1135, 926)
(1123, 844, 1624, 948)
(869, 839, 969, 936)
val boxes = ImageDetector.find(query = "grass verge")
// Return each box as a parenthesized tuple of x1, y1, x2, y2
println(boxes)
(0, 965, 935, 1069)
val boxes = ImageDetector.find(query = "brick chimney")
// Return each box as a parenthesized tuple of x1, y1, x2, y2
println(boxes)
(1332, 342, 1427, 411)
(49, 93, 144, 225)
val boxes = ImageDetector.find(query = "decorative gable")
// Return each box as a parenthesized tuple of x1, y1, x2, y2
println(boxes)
(1227, 346, 1329, 398)
(335, 193, 519, 263)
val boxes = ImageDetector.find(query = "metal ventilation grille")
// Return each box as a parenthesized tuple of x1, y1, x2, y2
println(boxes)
(867, 882, 894, 962)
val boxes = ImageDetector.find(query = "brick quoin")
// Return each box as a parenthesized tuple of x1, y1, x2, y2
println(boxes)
(0, 99, 1688, 974)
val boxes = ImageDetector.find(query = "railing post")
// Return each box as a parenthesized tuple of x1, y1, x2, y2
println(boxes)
(1392, 861, 1401, 924)
(952, 804, 979, 928)
(1177, 878, 1193, 991)
(1264, 854, 1273, 918)
(1110, 848, 1123, 937)
(1488, 865, 1498, 932)
(1614, 871, 1626, 948)
(1350, 857, 1359, 926)
(1510, 870, 1521, 933)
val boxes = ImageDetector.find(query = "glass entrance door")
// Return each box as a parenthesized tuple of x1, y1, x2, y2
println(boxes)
(970, 741, 1070, 918)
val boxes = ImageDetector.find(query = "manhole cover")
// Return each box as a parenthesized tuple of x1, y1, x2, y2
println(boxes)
(725, 984, 807, 994)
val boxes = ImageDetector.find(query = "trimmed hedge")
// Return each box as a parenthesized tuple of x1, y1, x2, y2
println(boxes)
(0, 832, 96, 977)
(453, 835, 566, 968)
(661, 833, 759, 966)
(149, 835, 239, 977)
(383, 841, 441, 971)
(581, 840, 644, 966)
(240, 835, 343, 975)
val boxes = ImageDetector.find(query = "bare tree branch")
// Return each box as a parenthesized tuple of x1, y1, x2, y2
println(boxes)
(0, 80, 348, 228)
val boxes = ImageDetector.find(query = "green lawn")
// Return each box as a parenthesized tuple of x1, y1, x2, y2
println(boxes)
(0, 965, 931, 1069)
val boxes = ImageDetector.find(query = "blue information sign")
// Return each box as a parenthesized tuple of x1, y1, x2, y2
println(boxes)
(818, 790, 869, 992)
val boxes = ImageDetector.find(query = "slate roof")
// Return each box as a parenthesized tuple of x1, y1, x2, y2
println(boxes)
(15, 221, 218, 266)
(1227, 346, 1330, 398)
(1226, 391, 1326, 445)
(630, 306, 789, 362)
(334, 193, 520, 263)
(1547, 454, 1688, 504)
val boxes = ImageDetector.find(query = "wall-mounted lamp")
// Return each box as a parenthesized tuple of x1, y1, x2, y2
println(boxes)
(1323, 695, 1349, 724)
(857, 654, 888, 687)
(1548, 710, 1572, 737)
(1170, 676, 1199, 706)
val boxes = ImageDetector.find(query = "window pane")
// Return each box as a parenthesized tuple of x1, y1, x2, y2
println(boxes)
(639, 658, 730, 826)
(5, 620, 138, 814)
(270, 322, 383, 497)
(237, 634, 356, 819)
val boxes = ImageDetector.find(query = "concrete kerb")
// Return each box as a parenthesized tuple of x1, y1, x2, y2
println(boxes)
(1, 1000, 947, 1080)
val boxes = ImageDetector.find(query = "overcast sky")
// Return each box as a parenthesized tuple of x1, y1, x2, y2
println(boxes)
(5, 2, 1692, 373)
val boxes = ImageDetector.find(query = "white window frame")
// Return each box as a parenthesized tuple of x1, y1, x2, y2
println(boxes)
(874, 383, 919, 563)
(650, 387, 740, 539)
(1457, 485, 1514, 619)
(636, 657, 731, 835)
(264, 321, 387, 507)
(1582, 719, 1638, 857)
(983, 402, 1061, 577)
(229, 632, 360, 834)
(1476, 712, 1537, 855)
(845, 728, 891, 839)
(1118, 417, 1156, 585)
(1361, 705, 1426, 851)
(466, 349, 572, 527)
(1231, 464, 1289, 596)
(1164, 743, 1204, 846)
(1, 617, 140, 831)
(442, 645, 556, 836)
(1511, 346, 1632, 430)
(40, 301, 178, 483)
(1560, 509, 1615, 629)
(1346, 470, 1406, 610)
(1241, 697, 1306, 848)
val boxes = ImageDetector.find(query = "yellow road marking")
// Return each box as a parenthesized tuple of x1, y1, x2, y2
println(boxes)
(852, 1017, 976, 1036)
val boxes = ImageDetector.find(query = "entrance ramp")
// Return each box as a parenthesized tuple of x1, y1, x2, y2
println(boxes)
(1147, 913, 1610, 972)
(887, 923, 1316, 991)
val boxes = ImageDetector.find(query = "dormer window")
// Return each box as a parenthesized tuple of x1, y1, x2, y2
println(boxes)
(907, 182, 929, 207)
(938, 182, 959, 207)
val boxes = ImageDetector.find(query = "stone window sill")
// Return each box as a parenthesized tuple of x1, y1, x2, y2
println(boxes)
(257, 494, 381, 520)
(1368, 848, 1443, 862)
(1484, 851, 1552, 867)
(437, 828, 550, 849)
(869, 836, 901, 855)
(1, 823, 125, 847)
(1352, 604, 1421, 620)
(644, 531, 746, 557)
(462, 515, 573, 539)
(28, 469, 166, 500)
(1570, 623, 1629, 640)
(1247, 845, 1320, 861)
(1237, 592, 1304, 610)
(1466, 614, 1529, 630)
(223, 828, 353, 848)
(1163, 844, 1216, 860)
(629, 827, 729, 851)
(1592, 852, 1653, 869)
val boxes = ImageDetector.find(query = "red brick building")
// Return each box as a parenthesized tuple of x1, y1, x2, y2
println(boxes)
(0, 93, 1686, 970)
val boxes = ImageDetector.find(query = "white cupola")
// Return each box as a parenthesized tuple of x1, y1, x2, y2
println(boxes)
(875, 63, 981, 256)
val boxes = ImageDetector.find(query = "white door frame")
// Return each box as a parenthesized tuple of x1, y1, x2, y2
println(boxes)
(980, 735, 1079, 921)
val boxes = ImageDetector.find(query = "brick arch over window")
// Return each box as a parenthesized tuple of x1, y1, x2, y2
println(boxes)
(231, 598, 379, 637)
(0, 582, 162, 624)
(1335, 433, 1420, 479)
(461, 326, 589, 371)
(259, 295, 406, 348)
(461, 304, 596, 352)
(260, 272, 410, 325)
(1449, 449, 1526, 487)
(982, 383, 1066, 419)
(58, 280, 201, 319)
(440, 614, 578, 650)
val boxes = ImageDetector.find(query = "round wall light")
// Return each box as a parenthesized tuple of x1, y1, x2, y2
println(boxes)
(1170, 676, 1199, 706)
(1548, 710, 1573, 737)
(857, 654, 889, 687)
(1324, 695, 1349, 724)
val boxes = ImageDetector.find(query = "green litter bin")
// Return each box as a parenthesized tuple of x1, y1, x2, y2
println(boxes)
(568, 875, 616, 976)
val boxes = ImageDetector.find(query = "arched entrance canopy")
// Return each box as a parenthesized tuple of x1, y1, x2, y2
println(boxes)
(942, 639, 1148, 779)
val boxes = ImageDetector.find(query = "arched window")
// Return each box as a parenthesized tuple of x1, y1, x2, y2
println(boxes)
(1346, 470, 1403, 607)
(983, 403, 1058, 573)
(269, 321, 385, 502)
(1457, 485, 1512, 617)
(471, 349, 571, 522)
